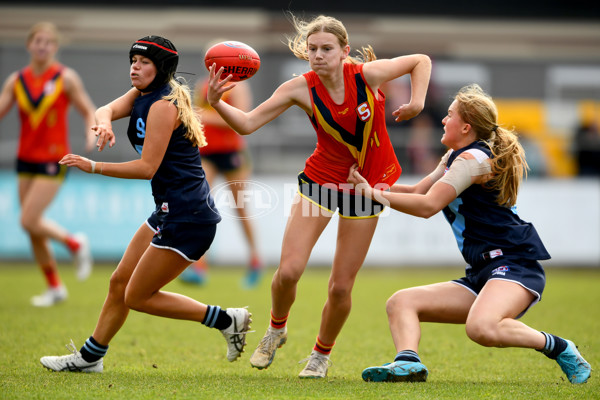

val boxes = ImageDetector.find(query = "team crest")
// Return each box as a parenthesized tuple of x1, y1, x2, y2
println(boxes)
(356, 102, 371, 121)
(44, 80, 56, 96)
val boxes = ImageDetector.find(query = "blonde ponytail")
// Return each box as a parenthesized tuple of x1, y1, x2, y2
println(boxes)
(163, 78, 206, 148)
(454, 84, 528, 207)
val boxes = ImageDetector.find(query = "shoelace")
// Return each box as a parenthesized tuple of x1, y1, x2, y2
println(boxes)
(65, 339, 78, 355)
(257, 332, 281, 354)
(298, 353, 332, 371)
(223, 307, 254, 335)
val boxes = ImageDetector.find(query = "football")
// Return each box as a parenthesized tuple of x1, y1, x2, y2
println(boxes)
(204, 41, 260, 82)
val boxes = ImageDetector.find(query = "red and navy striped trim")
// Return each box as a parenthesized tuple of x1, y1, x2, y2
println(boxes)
(135, 40, 178, 55)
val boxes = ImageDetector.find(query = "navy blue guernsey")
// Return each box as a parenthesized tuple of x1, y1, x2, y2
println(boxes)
(127, 84, 221, 224)
(442, 141, 550, 268)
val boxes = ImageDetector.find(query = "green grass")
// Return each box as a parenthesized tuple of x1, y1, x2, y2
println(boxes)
(0, 263, 598, 399)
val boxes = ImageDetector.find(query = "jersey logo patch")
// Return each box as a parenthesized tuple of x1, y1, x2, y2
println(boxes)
(383, 164, 397, 179)
(356, 102, 371, 122)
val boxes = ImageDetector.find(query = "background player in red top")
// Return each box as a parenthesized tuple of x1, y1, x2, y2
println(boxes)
(179, 75, 264, 288)
(0, 22, 96, 307)
(207, 13, 431, 378)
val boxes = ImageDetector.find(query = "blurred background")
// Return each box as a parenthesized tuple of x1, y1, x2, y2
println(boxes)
(1, 1, 599, 267)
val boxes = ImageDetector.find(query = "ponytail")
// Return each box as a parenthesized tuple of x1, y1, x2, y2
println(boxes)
(487, 126, 528, 207)
(163, 78, 207, 148)
(454, 84, 528, 207)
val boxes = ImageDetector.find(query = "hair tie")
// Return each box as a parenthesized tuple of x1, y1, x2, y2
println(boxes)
(492, 124, 499, 133)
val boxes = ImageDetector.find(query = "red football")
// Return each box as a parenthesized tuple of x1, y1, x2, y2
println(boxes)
(204, 41, 260, 82)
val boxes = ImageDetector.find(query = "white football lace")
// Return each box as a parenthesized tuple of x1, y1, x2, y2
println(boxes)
(299, 353, 332, 371)
(65, 339, 78, 355)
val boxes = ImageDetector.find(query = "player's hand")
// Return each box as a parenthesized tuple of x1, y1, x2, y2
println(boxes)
(92, 122, 116, 151)
(347, 163, 373, 196)
(391, 102, 424, 122)
(207, 63, 235, 107)
(59, 153, 94, 173)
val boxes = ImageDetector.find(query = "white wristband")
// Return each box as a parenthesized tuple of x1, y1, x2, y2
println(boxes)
(90, 160, 96, 174)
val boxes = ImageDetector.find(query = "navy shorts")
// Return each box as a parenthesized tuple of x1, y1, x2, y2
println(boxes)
(201, 150, 250, 173)
(146, 210, 217, 262)
(452, 256, 546, 318)
(297, 171, 384, 218)
(17, 159, 67, 179)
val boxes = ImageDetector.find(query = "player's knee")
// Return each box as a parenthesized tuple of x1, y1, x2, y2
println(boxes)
(385, 290, 411, 317)
(20, 214, 38, 234)
(274, 263, 303, 288)
(465, 318, 499, 347)
(327, 280, 352, 302)
(107, 269, 130, 299)
(123, 288, 146, 311)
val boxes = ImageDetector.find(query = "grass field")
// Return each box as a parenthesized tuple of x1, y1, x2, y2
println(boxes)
(0, 263, 598, 399)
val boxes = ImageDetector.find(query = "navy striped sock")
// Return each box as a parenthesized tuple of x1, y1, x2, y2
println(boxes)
(80, 336, 108, 362)
(537, 331, 567, 359)
(394, 350, 421, 363)
(202, 305, 232, 330)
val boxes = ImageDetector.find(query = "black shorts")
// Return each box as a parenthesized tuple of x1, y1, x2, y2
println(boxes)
(297, 171, 384, 218)
(201, 150, 250, 173)
(16, 159, 67, 179)
(146, 210, 217, 262)
(452, 256, 546, 318)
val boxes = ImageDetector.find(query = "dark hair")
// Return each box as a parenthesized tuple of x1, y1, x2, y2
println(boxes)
(129, 35, 178, 92)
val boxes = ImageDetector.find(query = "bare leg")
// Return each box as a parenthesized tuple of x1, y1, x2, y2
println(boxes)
(465, 280, 545, 349)
(387, 282, 474, 352)
(19, 177, 70, 267)
(124, 246, 208, 320)
(271, 195, 331, 318)
(317, 216, 378, 345)
(91, 223, 153, 344)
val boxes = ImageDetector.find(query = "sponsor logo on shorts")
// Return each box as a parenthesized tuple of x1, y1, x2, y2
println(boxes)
(491, 265, 509, 276)
(161, 202, 169, 213)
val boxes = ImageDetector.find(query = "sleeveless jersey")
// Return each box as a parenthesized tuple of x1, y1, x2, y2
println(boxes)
(195, 80, 246, 155)
(127, 84, 221, 224)
(303, 63, 401, 191)
(13, 63, 70, 162)
(442, 141, 551, 267)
